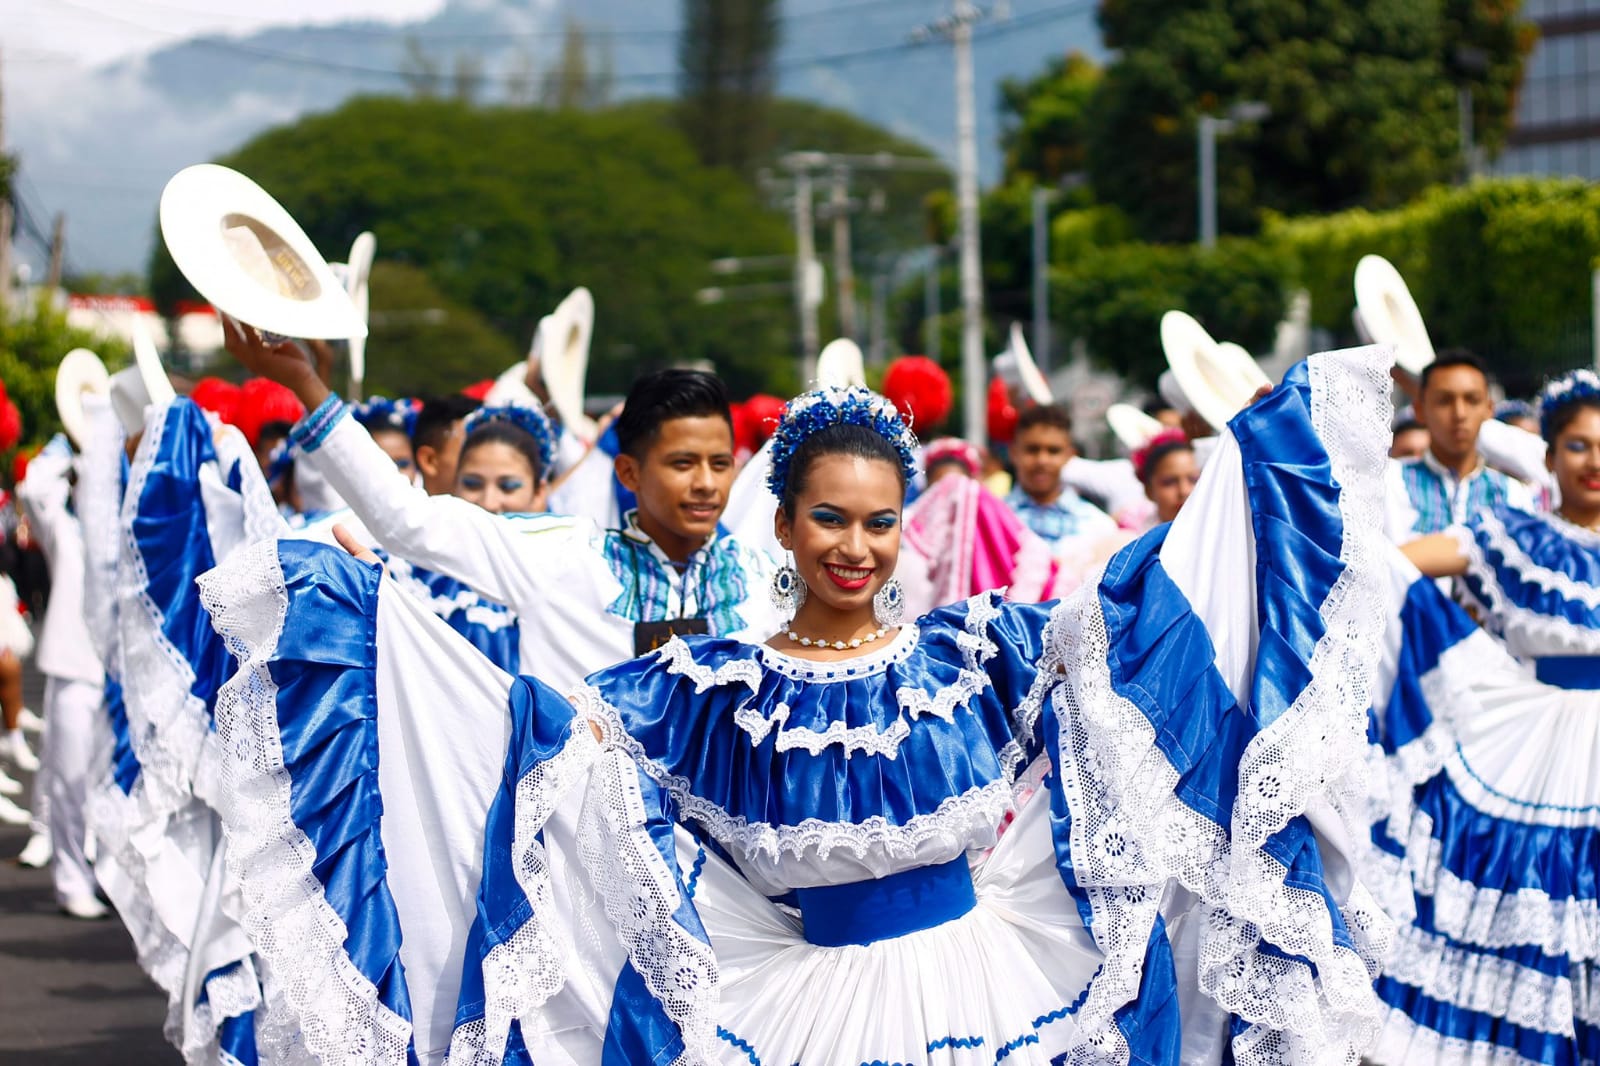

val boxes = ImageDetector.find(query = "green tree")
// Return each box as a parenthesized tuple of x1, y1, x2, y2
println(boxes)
(0, 299, 131, 454)
(1085, 0, 1532, 243)
(998, 51, 1101, 185)
(678, 0, 781, 175)
(363, 261, 521, 397)
(147, 96, 797, 397)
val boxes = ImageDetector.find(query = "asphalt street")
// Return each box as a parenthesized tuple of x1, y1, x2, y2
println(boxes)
(0, 671, 175, 1064)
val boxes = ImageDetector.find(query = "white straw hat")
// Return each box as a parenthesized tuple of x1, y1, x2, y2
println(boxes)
(1106, 403, 1164, 452)
(1354, 254, 1434, 376)
(54, 348, 111, 448)
(816, 338, 867, 390)
(1160, 311, 1259, 432)
(159, 164, 367, 341)
(537, 287, 595, 438)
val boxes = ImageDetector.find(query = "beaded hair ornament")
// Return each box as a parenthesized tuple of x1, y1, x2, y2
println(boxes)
(766, 385, 920, 500)
(922, 437, 981, 479)
(352, 396, 418, 436)
(1538, 369, 1600, 441)
(463, 402, 559, 481)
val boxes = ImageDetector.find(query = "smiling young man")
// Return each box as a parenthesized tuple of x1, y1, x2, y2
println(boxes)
(1385, 350, 1532, 542)
(1004, 404, 1116, 548)
(226, 319, 780, 687)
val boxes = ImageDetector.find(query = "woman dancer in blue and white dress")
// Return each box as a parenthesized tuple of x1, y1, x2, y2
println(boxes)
(197, 344, 1398, 1066)
(1364, 368, 1600, 1064)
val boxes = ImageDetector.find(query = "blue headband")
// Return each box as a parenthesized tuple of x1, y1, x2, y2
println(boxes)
(463, 402, 558, 481)
(1538, 369, 1600, 441)
(766, 386, 919, 500)
(352, 396, 417, 437)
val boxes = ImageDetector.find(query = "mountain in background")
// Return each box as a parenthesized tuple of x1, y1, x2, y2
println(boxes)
(10, 0, 1099, 273)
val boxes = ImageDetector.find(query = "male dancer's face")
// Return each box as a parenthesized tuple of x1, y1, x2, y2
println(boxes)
(616, 416, 735, 563)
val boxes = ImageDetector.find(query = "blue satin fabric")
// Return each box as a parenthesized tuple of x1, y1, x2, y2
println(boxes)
(399, 561, 520, 675)
(1369, 576, 1481, 758)
(585, 593, 1051, 848)
(217, 1009, 258, 1066)
(796, 856, 976, 947)
(451, 674, 708, 1065)
(103, 676, 141, 796)
(1536, 656, 1600, 689)
(269, 542, 414, 1043)
(1465, 507, 1600, 635)
(131, 400, 232, 720)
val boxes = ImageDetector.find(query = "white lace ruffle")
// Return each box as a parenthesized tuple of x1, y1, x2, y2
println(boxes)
(582, 684, 1015, 892)
(211, 419, 288, 548)
(1475, 512, 1600, 608)
(1459, 516, 1600, 658)
(1367, 1011, 1552, 1066)
(447, 718, 598, 1065)
(1384, 923, 1591, 1035)
(118, 399, 215, 820)
(576, 748, 720, 1065)
(1048, 347, 1395, 1065)
(197, 538, 414, 1066)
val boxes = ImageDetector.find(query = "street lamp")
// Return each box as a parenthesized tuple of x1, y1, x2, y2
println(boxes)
(1197, 100, 1269, 249)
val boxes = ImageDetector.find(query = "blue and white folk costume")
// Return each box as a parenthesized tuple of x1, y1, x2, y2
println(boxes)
(1363, 504, 1600, 1065)
(287, 395, 782, 693)
(79, 395, 281, 1065)
(197, 346, 1398, 1065)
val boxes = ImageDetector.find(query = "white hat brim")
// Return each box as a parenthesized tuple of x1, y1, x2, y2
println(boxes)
(1161, 311, 1255, 432)
(1007, 322, 1053, 405)
(1354, 255, 1434, 376)
(54, 348, 111, 448)
(130, 318, 176, 410)
(344, 231, 377, 384)
(816, 338, 867, 389)
(537, 287, 595, 439)
(160, 164, 367, 341)
(1106, 403, 1164, 452)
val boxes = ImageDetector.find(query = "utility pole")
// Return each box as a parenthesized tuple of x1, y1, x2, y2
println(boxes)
(0, 49, 10, 315)
(1030, 186, 1050, 373)
(913, 2, 995, 445)
(829, 166, 857, 342)
(1198, 115, 1219, 250)
(924, 246, 941, 362)
(46, 214, 65, 292)
(870, 265, 889, 366)
(791, 166, 821, 384)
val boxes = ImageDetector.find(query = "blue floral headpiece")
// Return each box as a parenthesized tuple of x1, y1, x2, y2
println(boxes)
(463, 402, 558, 481)
(1538, 369, 1600, 441)
(352, 396, 418, 436)
(766, 385, 920, 500)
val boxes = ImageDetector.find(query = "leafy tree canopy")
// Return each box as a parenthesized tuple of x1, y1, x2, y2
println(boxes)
(1084, 0, 1532, 242)
(0, 299, 131, 457)
(998, 51, 1101, 186)
(148, 96, 798, 397)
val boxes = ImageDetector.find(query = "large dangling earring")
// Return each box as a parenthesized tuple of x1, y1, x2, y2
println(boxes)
(873, 576, 905, 628)
(770, 562, 806, 617)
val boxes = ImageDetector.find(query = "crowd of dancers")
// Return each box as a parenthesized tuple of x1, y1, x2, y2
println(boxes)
(0, 162, 1596, 1066)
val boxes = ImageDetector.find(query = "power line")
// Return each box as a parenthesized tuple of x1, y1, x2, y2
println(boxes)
(44, 0, 1095, 89)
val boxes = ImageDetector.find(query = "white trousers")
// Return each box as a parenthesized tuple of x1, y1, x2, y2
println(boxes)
(44, 676, 101, 903)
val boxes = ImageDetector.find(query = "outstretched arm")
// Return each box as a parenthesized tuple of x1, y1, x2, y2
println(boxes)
(1400, 531, 1469, 578)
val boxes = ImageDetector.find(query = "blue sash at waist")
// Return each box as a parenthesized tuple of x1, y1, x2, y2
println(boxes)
(1536, 656, 1600, 690)
(794, 856, 977, 947)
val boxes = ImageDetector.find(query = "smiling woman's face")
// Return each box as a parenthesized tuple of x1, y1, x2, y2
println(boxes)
(1550, 405, 1600, 526)
(775, 452, 904, 627)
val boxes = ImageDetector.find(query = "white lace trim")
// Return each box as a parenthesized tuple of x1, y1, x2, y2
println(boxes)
(385, 558, 517, 635)
(185, 962, 264, 1065)
(1382, 922, 1596, 1034)
(210, 418, 288, 548)
(751, 621, 919, 681)
(1367, 1010, 1564, 1066)
(447, 719, 597, 1065)
(690, 593, 1007, 760)
(197, 538, 414, 1066)
(577, 748, 720, 1064)
(1048, 347, 1394, 1065)
(1460, 517, 1600, 658)
(1476, 511, 1600, 608)
(1544, 509, 1600, 548)
(118, 398, 214, 823)
(582, 684, 1014, 875)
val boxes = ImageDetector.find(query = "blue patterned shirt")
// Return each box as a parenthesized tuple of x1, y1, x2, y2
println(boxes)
(1004, 486, 1116, 546)
(600, 510, 768, 636)
(1385, 451, 1533, 540)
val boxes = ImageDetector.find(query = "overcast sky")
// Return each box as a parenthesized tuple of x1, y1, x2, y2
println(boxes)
(4, 0, 448, 72)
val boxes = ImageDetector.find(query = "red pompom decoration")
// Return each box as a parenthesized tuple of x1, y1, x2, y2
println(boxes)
(742, 394, 786, 448)
(882, 356, 953, 432)
(986, 376, 1018, 444)
(189, 377, 243, 426)
(0, 400, 22, 454)
(729, 402, 756, 458)
(461, 379, 495, 402)
(12, 448, 33, 486)
(234, 378, 306, 447)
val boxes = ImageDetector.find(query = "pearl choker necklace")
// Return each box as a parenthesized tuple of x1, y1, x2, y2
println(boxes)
(785, 625, 889, 650)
